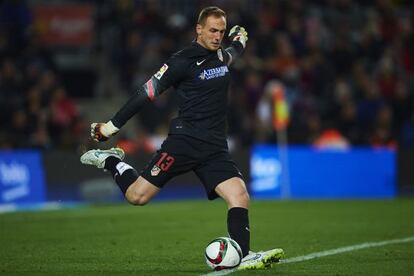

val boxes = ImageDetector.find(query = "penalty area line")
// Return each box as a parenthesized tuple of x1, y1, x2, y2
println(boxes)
(201, 235, 414, 276)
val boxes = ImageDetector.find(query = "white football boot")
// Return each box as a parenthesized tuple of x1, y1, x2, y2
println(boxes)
(238, 248, 284, 270)
(80, 147, 125, 169)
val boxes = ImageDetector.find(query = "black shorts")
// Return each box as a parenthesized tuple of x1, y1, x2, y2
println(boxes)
(140, 134, 243, 200)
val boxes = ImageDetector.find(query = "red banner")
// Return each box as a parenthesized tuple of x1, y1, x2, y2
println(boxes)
(33, 5, 94, 47)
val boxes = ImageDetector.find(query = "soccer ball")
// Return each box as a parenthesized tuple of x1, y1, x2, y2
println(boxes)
(205, 237, 243, 271)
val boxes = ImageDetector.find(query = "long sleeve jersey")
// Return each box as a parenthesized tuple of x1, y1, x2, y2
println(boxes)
(111, 41, 244, 148)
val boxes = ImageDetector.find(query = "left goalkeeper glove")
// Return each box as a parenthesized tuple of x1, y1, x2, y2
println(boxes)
(228, 25, 248, 48)
(90, 121, 119, 142)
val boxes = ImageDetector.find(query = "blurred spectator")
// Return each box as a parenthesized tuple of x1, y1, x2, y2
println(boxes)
(270, 34, 301, 84)
(313, 128, 350, 150)
(9, 109, 31, 148)
(369, 104, 397, 149)
(49, 87, 79, 147)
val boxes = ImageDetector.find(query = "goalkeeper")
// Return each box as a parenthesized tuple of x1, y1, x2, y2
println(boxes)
(81, 6, 283, 270)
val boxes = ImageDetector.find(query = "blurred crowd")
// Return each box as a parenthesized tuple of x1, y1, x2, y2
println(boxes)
(1, 0, 414, 151)
(0, 1, 87, 149)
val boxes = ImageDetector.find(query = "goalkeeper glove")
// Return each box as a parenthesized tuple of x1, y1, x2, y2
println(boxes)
(228, 25, 248, 48)
(91, 121, 119, 142)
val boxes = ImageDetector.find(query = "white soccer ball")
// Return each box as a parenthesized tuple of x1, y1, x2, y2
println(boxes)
(205, 237, 243, 271)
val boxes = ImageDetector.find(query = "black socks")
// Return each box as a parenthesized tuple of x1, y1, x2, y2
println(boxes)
(227, 207, 250, 257)
(104, 156, 138, 194)
(105, 157, 250, 256)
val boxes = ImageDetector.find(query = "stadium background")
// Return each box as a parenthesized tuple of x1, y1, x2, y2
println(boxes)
(1, 1, 414, 275)
(0, 0, 413, 205)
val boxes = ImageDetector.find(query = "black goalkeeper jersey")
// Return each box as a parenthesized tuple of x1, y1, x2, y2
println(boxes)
(158, 42, 232, 147)
(111, 41, 244, 148)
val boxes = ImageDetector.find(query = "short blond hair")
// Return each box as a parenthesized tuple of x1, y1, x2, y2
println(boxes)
(197, 6, 226, 25)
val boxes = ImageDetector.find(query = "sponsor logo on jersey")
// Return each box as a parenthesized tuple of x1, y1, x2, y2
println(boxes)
(154, 64, 168, 80)
(151, 165, 161, 176)
(198, 66, 229, 80)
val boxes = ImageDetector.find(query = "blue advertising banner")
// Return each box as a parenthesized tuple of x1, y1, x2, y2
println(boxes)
(0, 151, 46, 204)
(251, 145, 396, 199)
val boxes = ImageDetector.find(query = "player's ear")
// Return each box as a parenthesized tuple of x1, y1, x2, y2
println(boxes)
(196, 24, 202, 36)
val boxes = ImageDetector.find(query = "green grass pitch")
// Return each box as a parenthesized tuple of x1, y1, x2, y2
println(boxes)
(1, 199, 414, 275)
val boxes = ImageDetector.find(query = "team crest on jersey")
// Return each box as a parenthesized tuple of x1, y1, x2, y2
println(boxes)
(217, 49, 223, 62)
(154, 64, 168, 80)
(151, 165, 161, 176)
(198, 66, 229, 80)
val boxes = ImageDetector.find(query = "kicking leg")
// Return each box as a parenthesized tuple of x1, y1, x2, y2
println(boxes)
(80, 148, 160, 205)
(124, 176, 160, 206)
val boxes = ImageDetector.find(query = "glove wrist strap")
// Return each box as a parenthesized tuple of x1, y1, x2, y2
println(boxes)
(101, 121, 119, 137)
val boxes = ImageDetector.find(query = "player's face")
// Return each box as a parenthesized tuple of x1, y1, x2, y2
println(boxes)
(196, 16, 226, 51)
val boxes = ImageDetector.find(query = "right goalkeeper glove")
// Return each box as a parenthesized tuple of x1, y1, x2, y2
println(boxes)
(228, 25, 248, 48)
(91, 121, 119, 142)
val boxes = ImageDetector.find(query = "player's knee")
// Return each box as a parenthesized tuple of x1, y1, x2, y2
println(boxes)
(229, 189, 250, 208)
(239, 190, 250, 205)
(129, 195, 150, 206)
(126, 192, 151, 206)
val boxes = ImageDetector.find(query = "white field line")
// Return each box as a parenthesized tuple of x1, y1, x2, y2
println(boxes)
(281, 236, 414, 264)
(201, 236, 414, 276)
